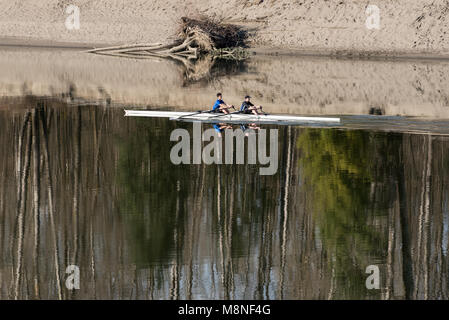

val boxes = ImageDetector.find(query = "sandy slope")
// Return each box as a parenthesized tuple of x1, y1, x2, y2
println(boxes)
(0, 0, 448, 55)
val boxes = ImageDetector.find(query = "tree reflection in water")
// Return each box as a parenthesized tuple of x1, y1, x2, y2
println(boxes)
(0, 97, 449, 299)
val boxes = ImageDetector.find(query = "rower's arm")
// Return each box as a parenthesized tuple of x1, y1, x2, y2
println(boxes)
(220, 101, 233, 108)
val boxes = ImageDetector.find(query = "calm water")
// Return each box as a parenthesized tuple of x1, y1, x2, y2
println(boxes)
(1, 97, 449, 299)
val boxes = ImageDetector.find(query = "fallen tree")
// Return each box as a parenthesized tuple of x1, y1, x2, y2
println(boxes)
(86, 17, 248, 61)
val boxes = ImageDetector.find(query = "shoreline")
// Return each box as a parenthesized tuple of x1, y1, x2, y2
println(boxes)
(251, 47, 449, 62)
(2, 37, 449, 62)
(0, 37, 113, 50)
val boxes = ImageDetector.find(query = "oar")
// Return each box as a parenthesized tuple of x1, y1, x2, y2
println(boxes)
(208, 110, 242, 120)
(175, 109, 214, 120)
(255, 106, 269, 116)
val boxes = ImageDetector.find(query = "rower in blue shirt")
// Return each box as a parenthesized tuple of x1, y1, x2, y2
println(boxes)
(212, 93, 234, 114)
(213, 123, 232, 135)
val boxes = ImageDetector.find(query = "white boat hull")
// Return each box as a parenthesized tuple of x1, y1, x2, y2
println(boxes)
(124, 110, 340, 124)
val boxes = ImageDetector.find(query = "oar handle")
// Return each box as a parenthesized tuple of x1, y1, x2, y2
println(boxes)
(209, 110, 242, 119)
(177, 109, 212, 120)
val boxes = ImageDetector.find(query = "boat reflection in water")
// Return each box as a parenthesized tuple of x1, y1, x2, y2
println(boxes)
(211, 122, 260, 137)
(1, 97, 449, 299)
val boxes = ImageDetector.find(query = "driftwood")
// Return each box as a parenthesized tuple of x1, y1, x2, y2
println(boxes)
(86, 18, 248, 61)
(86, 41, 199, 60)
(180, 17, 246, 49)
(85, 18, 248, 81)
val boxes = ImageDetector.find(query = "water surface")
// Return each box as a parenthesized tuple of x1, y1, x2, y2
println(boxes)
(1, 97, 448, 299)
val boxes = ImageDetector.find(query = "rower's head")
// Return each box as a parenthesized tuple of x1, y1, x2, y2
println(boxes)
(217, 92, 222, 99)
(245, 95, 251, 102)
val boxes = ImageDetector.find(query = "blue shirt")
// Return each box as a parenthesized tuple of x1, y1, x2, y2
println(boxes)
(213, 124, 223, 133)
(213, 99, 224, 110)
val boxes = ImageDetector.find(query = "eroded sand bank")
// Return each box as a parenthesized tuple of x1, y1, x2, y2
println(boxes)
(0, 0, 449, 57)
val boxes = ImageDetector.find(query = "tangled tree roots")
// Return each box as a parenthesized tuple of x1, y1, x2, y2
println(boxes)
(85, 18, 248, 82)
(180, 17, 247, 50)
(86, 17, 248, 61)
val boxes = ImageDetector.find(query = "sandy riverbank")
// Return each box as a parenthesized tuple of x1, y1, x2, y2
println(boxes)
(1, 0, 449, 57)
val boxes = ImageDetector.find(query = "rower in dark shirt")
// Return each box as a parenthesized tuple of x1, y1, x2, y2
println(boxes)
(240, 123, 260, 133)
(240, 95, 263, 115)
